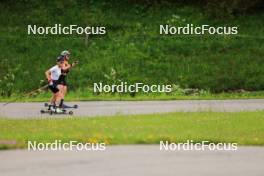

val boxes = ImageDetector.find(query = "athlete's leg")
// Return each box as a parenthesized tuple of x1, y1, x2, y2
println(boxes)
(54, 91, 62, 106)
(64, 85, 67, 96)
(50, 94, 56, 104)
(48, 94, 56, 110)
(48, 83, 57, 110)
(58, 85, 67, 108)
(54, 85, 64, 110)
(53, 90, 64, 113)
(57, 85, 64, 108)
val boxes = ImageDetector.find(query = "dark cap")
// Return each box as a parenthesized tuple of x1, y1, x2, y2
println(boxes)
(56, 55, 64, 62)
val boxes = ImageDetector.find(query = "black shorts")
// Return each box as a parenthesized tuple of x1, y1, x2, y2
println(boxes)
(49, 80, 59, 93)
(57, 75, 67, 86)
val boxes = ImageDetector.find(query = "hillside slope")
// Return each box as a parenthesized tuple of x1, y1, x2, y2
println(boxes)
(0, 0, 264, 96)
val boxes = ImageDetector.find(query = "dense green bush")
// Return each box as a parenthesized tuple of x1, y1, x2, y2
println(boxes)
(129, 0, 264, 17)
(204, 0, 264, 17)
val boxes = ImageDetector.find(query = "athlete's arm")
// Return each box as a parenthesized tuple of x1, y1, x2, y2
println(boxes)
(62, 61, 78, 72)
(45, 70, 52, 82)
(71, 61, 78, 67)
(63, 62, 72, 70)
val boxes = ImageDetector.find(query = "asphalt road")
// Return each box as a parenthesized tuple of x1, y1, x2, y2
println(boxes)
(1, 99, 264, 118)
(1, 145, 263, 176)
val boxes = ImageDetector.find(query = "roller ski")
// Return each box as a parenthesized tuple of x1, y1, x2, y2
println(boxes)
(40, 103, 76, 115)
(44, 103, 78, 109)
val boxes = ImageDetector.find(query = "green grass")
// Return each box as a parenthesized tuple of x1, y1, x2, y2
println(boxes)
(1, 1, 264, 95)
(2, 89, 264, 102)
(1, 111, 264, 149)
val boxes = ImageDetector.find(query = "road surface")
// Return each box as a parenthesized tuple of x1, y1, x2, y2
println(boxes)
(1, 145, 263, 176)
(1, 99, 264, 118)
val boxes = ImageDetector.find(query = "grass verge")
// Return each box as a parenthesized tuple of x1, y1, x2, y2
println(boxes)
(0, 111, 264, 149)
(2, 90, 264, 102)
